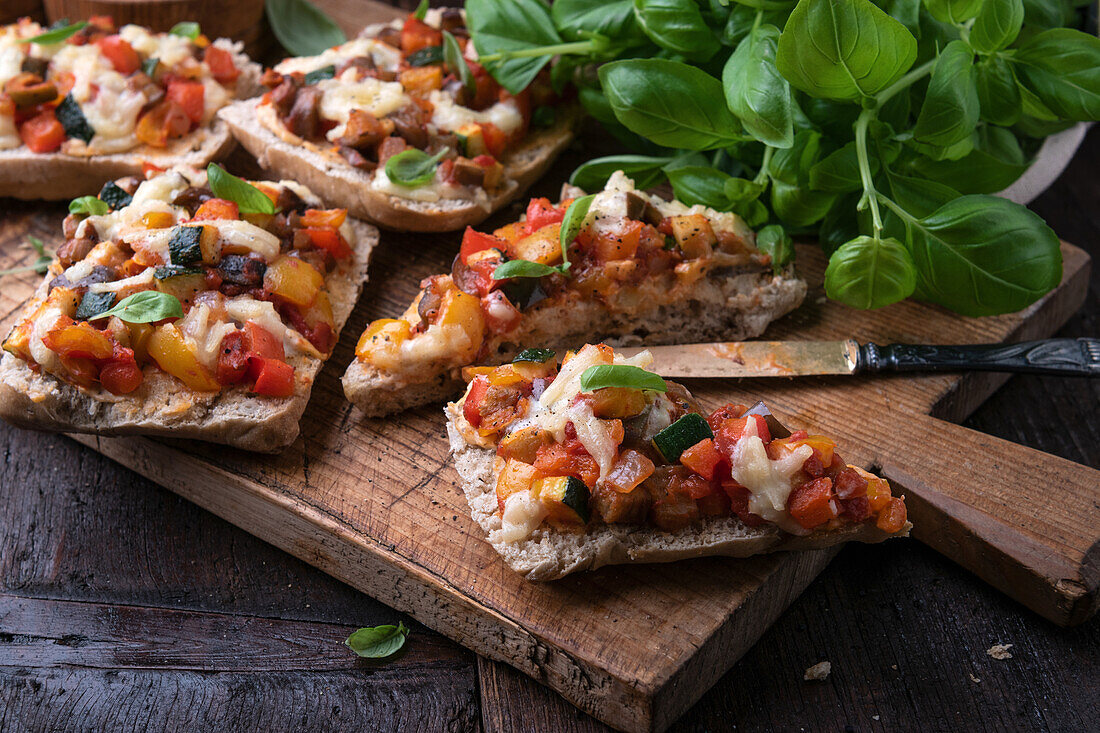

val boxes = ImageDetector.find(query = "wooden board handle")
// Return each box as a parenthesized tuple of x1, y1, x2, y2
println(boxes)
(873, 412, 1099, 626)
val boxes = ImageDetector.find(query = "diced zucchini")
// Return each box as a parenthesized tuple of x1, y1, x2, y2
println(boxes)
(153, 264, 203, 280)
(168, 226, 203, 265)
(56, 93, 94, 144)
(98, 181, 132, 211)
(154, 266, 206, 306)
(512, 348, 555, 364)
(533, 475, 590, 525)
(303, 64, 336, 85)
(456, 123, 485, 157)
(652, 413, 714, 463)
(74, 291, 116, 321)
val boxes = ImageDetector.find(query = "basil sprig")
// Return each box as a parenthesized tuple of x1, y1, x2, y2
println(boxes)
(94, 291, 183, 324)
(168, 22, 201, 40)
(345, 622, 409, 659)
(69, 196, 109, 217)
(384, 149, 447, 187)
(579, 364, 667, 393)
(23, 21, 86, 45)
(0, 236, 52, 277)
(206, 163, 277, 215)
(513, 348, 556, 364)
(265, 0, 347, 57)
(443, 31, 476, 93)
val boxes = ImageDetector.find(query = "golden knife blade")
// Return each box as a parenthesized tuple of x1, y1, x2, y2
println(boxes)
(617, 340, 861, 378)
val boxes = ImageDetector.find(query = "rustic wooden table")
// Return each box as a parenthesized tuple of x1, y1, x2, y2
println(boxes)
(1, 4, 1098, 730)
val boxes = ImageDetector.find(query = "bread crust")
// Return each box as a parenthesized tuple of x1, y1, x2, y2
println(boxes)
(219, 98, 579, 232)
(0, 219, 378, 453)
(446, 403, 911, 581)
(343, 266, 808, 417)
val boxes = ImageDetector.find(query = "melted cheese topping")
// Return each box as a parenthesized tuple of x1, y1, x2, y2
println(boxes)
(316, 71, 410, 140)
(118, 25, 193, 67)
(498, 490, 548, 543)
(51, 44, 145, 145)
(273, 38, 402, 76)
(370, 167, 445, 202)
(729, 418, 814, 534)
(428, 91, 524, 136)
(177, 303, 238, 370)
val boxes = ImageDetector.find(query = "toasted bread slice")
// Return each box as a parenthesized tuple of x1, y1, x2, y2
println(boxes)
(0, 219, 377, 453)
(219, 99, 578, 232)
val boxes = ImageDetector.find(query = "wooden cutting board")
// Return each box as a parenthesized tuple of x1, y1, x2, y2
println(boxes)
(0, 205, 1095, 731)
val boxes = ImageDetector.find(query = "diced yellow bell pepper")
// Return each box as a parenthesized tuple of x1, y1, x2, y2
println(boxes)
(495, 458, 537, 514)
(399, 66, 444, 96)
(669, 214, 717, 259)
(126, 322, 154, 364)
(355, 318, 412, 364)
(142, 211, 175, 229)
(437, 288, 485, 361)
(264, 254, 324, 308)
(498, 426, 551, 464)
(457, 123, 486, 157)
(147, 323, 221, 392)
(508, 224, 562, 266)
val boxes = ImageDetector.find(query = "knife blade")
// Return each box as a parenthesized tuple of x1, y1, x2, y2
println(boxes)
(616, 338, 1100, 378)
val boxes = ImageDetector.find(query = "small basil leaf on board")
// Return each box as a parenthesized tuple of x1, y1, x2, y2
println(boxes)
(493, 259, 560, 279)
(345, 622, 409, 659)
(442, 31, 475, 93)
(1010, 28, 1100, 122)
(722, 23, 793, 149)
(755, 224, 793, 274)
(824, 235, 916, 309)
(913, 41, 979, 147)
(413, 0, 429, 20)
(975, 56, 1022, 126)
(206, 164, 277, 214)
(384, 149, 447, 187)
(467, 0, 562, 95)
(905, 195, 1062, 316)
(23, 21, 86, 45)
(69, 196, 110, 216)
(632, 0, 720, 62)
(969, 0, 1024, 54)
(923, 0, 985, 24)
(599, 59, 744, 150)
(579, 364, 667, 393)
(265, 0, 347, 57)
(513, 348, 556, 364)
(775, 0, 917, 101)
(95, 291, 184, 323)
(558, 194, 596, 270)
(570, 155, 673, 192)
(168, 22, 201, 40)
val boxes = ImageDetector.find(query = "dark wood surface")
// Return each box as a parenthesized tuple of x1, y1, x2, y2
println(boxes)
(1, 15, 1098, 732)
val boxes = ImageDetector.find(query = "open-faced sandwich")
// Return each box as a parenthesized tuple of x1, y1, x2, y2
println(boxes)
(447, 344, 910, 580)
(344, 171, 807, 416)
(0, 165, 377, 451)
(0, 16, 262, 200)
(219, 7, 576, 232)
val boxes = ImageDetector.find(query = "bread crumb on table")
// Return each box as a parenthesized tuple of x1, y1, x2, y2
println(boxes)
(803, 661, 832, 681)
(987, 643, 1014, 660)
(969, 673, 982, 683)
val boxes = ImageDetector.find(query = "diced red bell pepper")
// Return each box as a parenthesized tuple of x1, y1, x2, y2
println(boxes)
(460, 227, 506, 264)
(876, 497, 908, 533)
(250, 356, 295, 397)
(216, 329, 250, 385)
(480, 122, 507, 158)
(99, 346, 143, 395)
(301, 208, 347, 229)
(788, 477, 838, 530)
(707, 403, 748, 433)
(680, 438, 722, 481)
(245, 320, 284, 361)
(463, 375, 490, 428)
(524, 197, 564, 235)
(533, 440, 600, 488)
(193, 197, 239, 221)
(203, 46, 240, 85)
(720, 480, 767, 527)
(840, 495, 872, 521)
(166, 80, 205, 124)
(304, 227, 351, 259)
(833, 467, 869, 499)
(19, 109, 66, 153)
(401, 16, 443, 54)
(96, 35, 140, 74)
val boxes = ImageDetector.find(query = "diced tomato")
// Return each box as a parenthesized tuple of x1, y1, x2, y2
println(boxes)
(533, 440, 600, 488)
(460, 227, 506, 264)
(591, 220, 644, 262)
(192, 198, 239, 221)
(707, 403, 748, 433)
(203, 45, 240, 85)
(99, 349, 143, 395)
(401, 16, 443, 54)
(481, 290, 521, 335)
(244, 321, 284, 361)
(876, 497, 908, 533)
(19, 109, 65, 152)
(135, 100, 191, 147)
(250, 357, 295, 397)
(304, 228, 351, 259)
(680, 473, 716, 500)
(680, 438, 722, 481)
(301, 208, 347, 229)
(833, 467, 869, 500)
(167, 80, 205, 124)
(216, 329, 249, 384)
(480, 122, 506, 158)
(463, 375, 490, 428)
(524, 197, 565, 235)
(788, 477, 838, 530)
(96, 35, 140, 74)
(802, 451, 826, 478)
(841, 495, 872, 521)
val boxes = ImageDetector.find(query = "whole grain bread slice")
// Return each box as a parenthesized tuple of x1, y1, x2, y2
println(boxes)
(445, 403, 910, 581)
(0, 219, 377, 453)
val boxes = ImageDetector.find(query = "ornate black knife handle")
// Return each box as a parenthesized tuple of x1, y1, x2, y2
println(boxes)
(854, 338, 1100, 377)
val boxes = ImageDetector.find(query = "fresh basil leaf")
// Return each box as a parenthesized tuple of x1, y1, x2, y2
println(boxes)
(906, 147, 1028, 194)
(467, 0, 561, 95)
(206, 163, 277, 214)
(800, 97, 861, 141)
(513, 348, 556, 364)
(414, 0, 429, 20)
(878, 170, 960, 240)
(633, 0, 720, 62)
(818, 192, 863, 256)
(914, 41, 979, 147)
(905, 195, 1062, 316)
(27, 235, 47, 257)
(384, 149, 447, 188)
(756, 224, 794, 273)
(969, 0, 1024, 53)
(770, 179, 836, 227)
(600, 59, 745, 150)
(665, 166, 735, 209)
(69, 196, 109, 216)
(168, 22, 201, 40)
(345, 622, 408, 659)
(776, 0, 917, 101)
(976, 56, 1022, 126)
(570, 155, 674, 191)
(580, 364, 667, 393)
(493, 259, 560, 279)
(553, 0, 643, 43)
(878, 0, 922, 37)
(407, 46, 444, 67)
(558, 194, 596, 271)
(95, 291, 184, 323)
(725, 176, 767, 205)
(577, 86, 670, 155)
(141, 56, 160, 78)
(735, 197, 770, 228)
(265, 0, 347, 57)
(923, 0, 985, 23)
(442, 31, 476, 93)
(1021, 0, 1072, 29)
(824, 235, 916, 309)
(809, 142, 875, 193)
(722, 23, 793, 149)
(23, 21, 86, 45)
(532, 106, 555, 127)
(1011, 28, 1100, 122)
(302, 65, 336, 85)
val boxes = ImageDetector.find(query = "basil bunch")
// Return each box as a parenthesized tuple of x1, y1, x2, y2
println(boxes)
(468, 0, 1098, 316)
